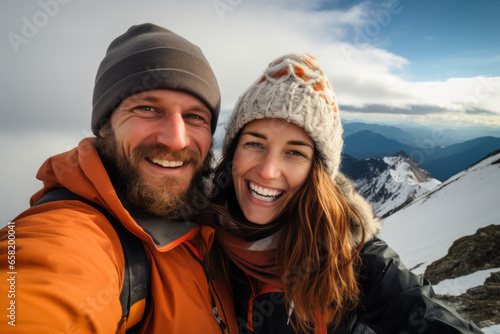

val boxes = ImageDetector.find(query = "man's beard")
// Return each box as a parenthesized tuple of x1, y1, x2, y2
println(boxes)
(95, 128, 213, 221)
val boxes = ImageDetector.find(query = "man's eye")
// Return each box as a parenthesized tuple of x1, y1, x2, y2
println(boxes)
(135, 106, 156, 112)
(186, 114, 210, 124)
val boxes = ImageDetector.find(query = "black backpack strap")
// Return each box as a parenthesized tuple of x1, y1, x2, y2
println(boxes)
(33, 188, 150, 333)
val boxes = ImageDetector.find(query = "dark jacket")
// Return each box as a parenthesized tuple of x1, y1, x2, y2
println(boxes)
(230, 174, 483, 334)
(231, 238, 483, 333)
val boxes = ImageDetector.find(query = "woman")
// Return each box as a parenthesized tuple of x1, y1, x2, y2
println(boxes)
(206, 54, 483, 333)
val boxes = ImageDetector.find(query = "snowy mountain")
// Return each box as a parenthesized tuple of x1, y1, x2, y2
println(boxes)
(341, 151, 441, 217)
(380, 150, 500, 274)
(379, 150, 500, 331)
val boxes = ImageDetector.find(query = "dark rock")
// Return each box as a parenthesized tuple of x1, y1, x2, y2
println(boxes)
(425, 224, 500, 285)
(340, 153, 388, 181)
(438, 271, 500, 328)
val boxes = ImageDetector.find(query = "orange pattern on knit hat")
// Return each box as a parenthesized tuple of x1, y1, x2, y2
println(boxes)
(256, 55, 337, 113)
(270, 67, 289, 78)
(294, 66, 311, 82)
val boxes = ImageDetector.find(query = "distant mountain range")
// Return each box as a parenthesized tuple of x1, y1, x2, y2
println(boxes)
(343, 125, 500, 181)
(343, 122, 422, 146)
(343, 130, 416, 159)
(343, 121, 500, 146)
(419, 137, 500, 181)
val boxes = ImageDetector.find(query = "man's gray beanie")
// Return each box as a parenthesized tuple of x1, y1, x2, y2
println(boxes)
(91, 23, 221, 135)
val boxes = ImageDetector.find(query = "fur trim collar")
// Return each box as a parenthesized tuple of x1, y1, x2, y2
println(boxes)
(335, 172, 382, 247)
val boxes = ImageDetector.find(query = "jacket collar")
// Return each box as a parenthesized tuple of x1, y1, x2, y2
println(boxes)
(131, 213, 198, 248)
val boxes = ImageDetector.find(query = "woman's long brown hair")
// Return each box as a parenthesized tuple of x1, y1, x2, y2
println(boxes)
(205, 132, 366, 333)
(279, 158, 365, 332)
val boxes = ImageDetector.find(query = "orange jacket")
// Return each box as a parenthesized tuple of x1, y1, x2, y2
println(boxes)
(0, 138, 237, 333)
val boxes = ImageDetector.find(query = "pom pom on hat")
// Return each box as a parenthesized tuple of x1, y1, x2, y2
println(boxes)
(223, 53, 343, 179)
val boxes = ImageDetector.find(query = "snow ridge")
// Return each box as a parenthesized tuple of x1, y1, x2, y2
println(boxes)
(354, 151, 440, 217)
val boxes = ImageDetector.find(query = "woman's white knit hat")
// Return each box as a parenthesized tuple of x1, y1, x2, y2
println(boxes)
(223, 53, 343, 179)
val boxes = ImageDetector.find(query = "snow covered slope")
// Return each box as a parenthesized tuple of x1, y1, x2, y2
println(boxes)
(380, 151, 500, 276)
(351, 151, 441, 217)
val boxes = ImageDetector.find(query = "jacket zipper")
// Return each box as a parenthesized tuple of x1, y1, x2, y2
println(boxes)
(181, 242, 229, 334)
(210, 287, 228, 333)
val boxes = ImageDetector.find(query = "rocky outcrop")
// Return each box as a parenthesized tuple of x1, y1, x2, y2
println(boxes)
(438, 271, 500, 328)
(424, 224, 500, 328)
(425, 224, 500, 285)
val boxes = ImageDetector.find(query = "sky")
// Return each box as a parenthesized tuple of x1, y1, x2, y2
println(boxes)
(1, 0, 500, 224)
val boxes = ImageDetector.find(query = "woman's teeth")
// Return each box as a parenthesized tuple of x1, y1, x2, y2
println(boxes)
(249, 182, 283, 202)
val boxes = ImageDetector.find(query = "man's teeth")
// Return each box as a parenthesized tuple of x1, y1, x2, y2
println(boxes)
(150, 158, 184, 167)
(249, 182, 283, 202)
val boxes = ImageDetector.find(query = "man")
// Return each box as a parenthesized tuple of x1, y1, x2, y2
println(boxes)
(0, 23, 237, 333)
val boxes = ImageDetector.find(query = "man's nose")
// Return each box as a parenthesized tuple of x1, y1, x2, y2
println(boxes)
(156, 113, 189, 151)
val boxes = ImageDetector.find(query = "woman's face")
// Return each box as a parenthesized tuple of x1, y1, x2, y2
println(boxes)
(232, 118, 314, 225)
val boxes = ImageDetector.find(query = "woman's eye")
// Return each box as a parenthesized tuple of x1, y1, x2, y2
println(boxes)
(245, 142, 264, 150)
(288, 150, 308, 158)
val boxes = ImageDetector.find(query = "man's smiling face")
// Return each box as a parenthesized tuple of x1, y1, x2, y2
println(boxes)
(97, 89, 213, 218)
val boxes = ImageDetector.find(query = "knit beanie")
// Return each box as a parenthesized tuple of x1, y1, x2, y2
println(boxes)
(223, 53, 343, 179)
(92, 23, 220, 135)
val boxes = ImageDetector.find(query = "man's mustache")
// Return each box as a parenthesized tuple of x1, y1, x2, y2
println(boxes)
(130, 143, 202, 169)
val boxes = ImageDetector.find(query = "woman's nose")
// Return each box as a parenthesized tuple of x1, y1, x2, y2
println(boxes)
(257, 153, 281, 180)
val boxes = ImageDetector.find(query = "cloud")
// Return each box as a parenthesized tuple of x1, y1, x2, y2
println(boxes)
(464, 107, 499, 115)
(3, 0, 499, 134)
(342, 104, 452, 115)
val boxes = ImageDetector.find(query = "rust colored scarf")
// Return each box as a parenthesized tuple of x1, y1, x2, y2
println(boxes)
(211, 216, 283, 288)
(211, 217, 329, 334)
